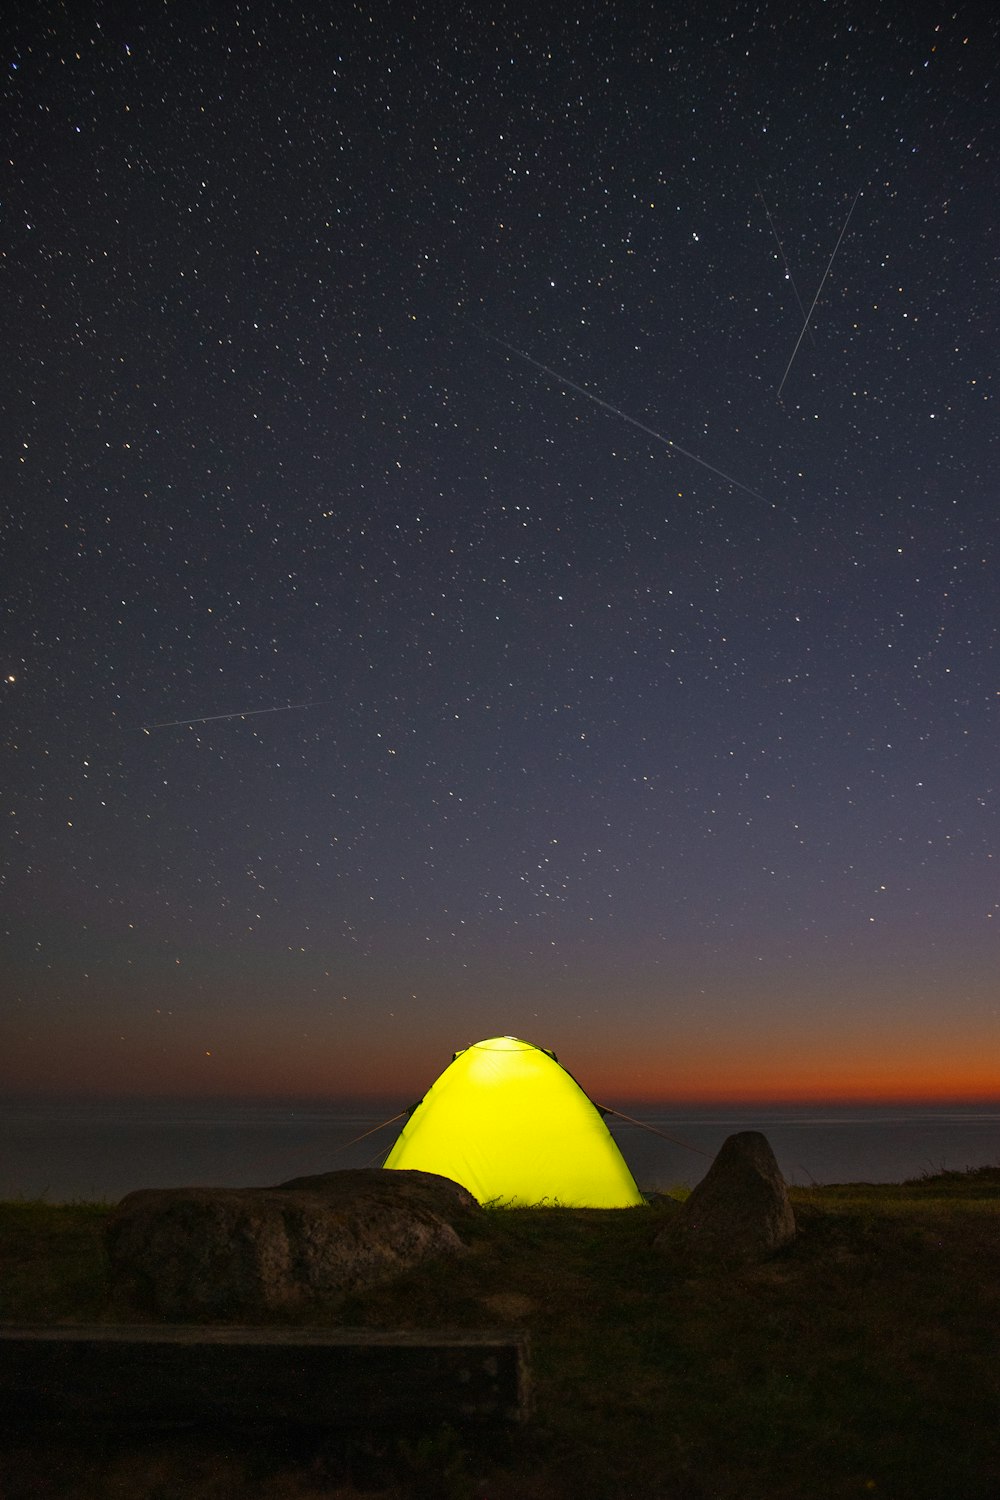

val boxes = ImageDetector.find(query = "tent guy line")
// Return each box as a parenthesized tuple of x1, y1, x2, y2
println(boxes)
(601, 1106, 714, 1158)
(474, 326, 772, 506)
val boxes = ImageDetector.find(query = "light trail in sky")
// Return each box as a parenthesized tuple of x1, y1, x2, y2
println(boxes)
(481, 330, 772, 505)
(140, 701, 325, 732)
(776, 187, 863, 401)
(755, 177, 815, 343)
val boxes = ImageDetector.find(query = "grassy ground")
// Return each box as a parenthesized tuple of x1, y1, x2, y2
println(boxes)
(1, 1169, 999, 1499)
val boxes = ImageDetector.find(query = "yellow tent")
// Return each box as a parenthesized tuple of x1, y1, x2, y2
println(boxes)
(383, 1035, 644, 1207)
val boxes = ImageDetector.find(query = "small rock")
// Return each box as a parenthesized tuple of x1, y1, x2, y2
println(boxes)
(106, 1168, 480, 1318)
(654, 1131, 795, 1265)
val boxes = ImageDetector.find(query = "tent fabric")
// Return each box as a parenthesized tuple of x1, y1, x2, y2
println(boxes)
(383, 1035, 644, 1207)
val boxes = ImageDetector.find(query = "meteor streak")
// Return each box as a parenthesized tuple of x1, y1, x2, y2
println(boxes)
(755, 178, 815, 344)
(483, 332, 771, 505)
(140, 701, 324, 732)
(776, 187, 863, 402)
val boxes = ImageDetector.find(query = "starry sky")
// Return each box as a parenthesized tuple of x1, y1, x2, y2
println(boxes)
(3, 0, 998, 1107)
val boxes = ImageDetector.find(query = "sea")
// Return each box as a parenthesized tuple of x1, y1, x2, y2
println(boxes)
(1, 1099, 998, 1202)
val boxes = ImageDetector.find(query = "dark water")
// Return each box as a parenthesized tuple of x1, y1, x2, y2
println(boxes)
(1, 1100, 997, 1202)
(614, 1105, 1000, 1191)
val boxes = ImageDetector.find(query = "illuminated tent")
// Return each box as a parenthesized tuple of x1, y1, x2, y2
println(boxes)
(383, 1035, 644, 1207)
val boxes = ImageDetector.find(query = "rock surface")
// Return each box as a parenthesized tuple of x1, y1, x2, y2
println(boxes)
(106, 1168, 480, 1317)
(654, 1131, 795, 1265)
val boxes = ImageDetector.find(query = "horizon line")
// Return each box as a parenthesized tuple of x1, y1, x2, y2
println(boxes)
(5, 1088, 1000, 1111)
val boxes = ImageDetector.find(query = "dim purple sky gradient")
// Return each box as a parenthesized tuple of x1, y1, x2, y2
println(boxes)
(3, 0, 998, 1104)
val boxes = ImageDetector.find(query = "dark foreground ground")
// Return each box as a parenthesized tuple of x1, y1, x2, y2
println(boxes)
(1, 1169, 999, 1500)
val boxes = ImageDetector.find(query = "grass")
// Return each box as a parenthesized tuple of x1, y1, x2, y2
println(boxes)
(1, 1170, 999, 1498)
(0, 1199, 112, 1322)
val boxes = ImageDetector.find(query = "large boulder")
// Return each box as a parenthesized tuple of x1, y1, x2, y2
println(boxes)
(654, 1131, 795, 1266)
(106, 1168, 480, 1318)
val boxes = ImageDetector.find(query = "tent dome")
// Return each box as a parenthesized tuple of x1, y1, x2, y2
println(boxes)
(383, 1036, 643, 1207)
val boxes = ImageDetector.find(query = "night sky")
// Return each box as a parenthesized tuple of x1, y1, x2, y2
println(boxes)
(4, 1, 998, 1107)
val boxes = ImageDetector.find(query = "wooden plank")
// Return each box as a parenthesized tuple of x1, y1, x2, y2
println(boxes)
(0, 1325, 530, 1426)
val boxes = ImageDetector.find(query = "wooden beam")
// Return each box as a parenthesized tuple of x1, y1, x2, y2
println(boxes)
(0, 1325, 530, 1426)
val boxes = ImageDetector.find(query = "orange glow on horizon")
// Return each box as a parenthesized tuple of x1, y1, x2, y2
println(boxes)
(12, 1065, 998, 1112)
(584, 1062, 1000, 1109)
(5, 1014, 999, 1110)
